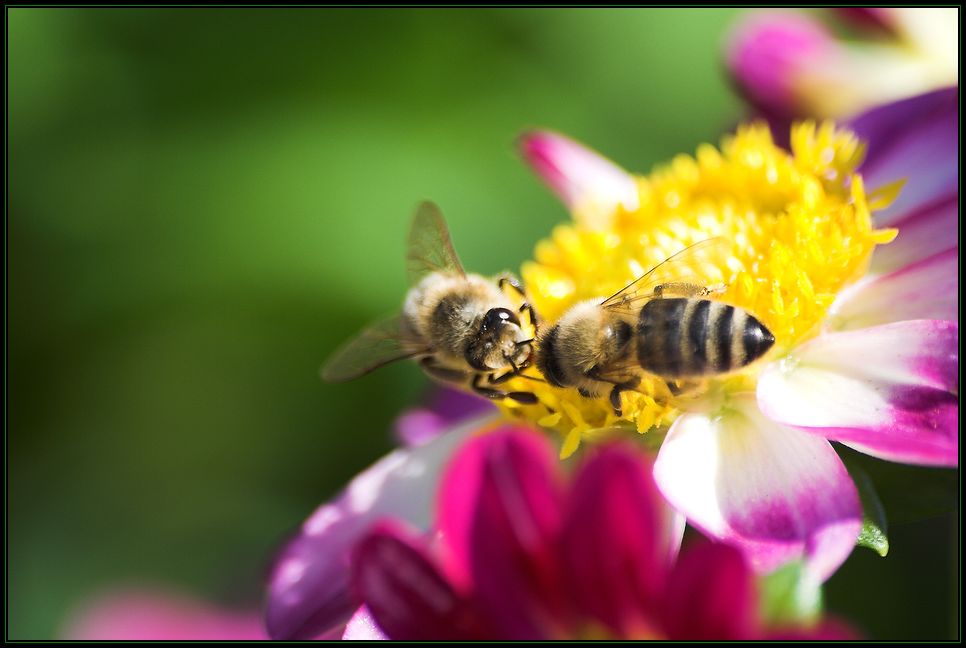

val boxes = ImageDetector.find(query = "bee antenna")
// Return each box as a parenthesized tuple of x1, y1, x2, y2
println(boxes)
(515, 339, 535, 347)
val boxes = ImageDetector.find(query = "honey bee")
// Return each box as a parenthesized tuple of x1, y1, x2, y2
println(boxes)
(322, 202, 538, 403)
(534, 239, 775, 415)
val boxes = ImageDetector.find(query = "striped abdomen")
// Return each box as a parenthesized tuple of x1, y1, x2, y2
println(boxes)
(636, 298, 775, 378)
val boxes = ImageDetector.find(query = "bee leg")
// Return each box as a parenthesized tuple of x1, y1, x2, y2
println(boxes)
(665, 379, 683, 396)
(665, 378, 703, 398)
(609, 386, 624, 417)
(472, 374, 538, 405)
(420, 357, 468, 384)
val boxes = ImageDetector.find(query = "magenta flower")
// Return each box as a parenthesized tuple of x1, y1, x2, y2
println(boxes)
(349, 428, 852, 640)
(727, 9, 957, 120)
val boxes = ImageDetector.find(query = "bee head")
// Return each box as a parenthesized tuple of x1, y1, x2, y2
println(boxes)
(465, 307, 532, 371)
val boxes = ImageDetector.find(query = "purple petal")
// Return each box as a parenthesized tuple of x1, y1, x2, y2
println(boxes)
(849, 87, 958, 224)
(342, 606, 387, 641)
(264, 419, 479, 639)
(868, 193, 957, 275)
(394, 388, 493, 447)
(662, 542, 758, 640)
(60, 590, 267, 640)
(518, 130, 638, 228)
(830, 249, 958, 330)
(559, 444, 676, 637)
(654, 394, 862, 582)
(437, 427, 565, 640)
(726, 12, 838, 116)
(758, 320, 959, 467)
(351, 523, 485, 640)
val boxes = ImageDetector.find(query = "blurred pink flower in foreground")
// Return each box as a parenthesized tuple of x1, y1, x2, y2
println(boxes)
(727, 8, 957, 120)
(61, 590, 268, 640)
(349, 428, 852, 640)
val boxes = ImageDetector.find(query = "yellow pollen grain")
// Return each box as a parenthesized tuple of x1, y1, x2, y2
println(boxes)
(496, 121, 898, 456)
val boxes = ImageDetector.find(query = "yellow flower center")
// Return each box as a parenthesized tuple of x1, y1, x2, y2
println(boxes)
(499, 122, 898, 458)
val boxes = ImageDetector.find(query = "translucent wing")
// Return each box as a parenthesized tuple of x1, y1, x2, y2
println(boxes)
(321, 314, 427, 382)
(406, 201, 466, 285)
(601, 238, 731, 314)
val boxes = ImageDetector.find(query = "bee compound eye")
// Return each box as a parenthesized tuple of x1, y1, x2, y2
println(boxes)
(483, 308, 518, 330)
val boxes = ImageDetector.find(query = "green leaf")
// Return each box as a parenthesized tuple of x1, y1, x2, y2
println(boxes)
(844, 461, 890, 557)
(760, 560, 823, 626)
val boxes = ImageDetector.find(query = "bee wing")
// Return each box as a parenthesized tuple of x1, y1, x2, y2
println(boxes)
(321, 314, 427, 382)
(406, 201, 466, 285)
(601, 238, 731, 314)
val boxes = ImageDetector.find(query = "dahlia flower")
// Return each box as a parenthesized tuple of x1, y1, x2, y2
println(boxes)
(265, 89, 957, 639)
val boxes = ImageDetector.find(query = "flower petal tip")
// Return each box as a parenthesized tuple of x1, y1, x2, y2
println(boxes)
(518, 129, 638, 228)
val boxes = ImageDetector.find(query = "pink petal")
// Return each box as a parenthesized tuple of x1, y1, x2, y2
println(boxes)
(342, 606, 388, 641)
(868, 194, 957, 275)
(60, 590, 267, 640)
(437, 427, 565, 640)
(662, 542, 758, 640)
(758, 320, 959, 467)
(351, 522, 485, 640)
(849, 87, 958, 225)
(726, 12, 838, 115)
(264, 419, 478, 639)
(654, 393, 862, 582)
(830, 249, 958, 330)
(518, 130, 638, 228)
(559, 444, 677, 637)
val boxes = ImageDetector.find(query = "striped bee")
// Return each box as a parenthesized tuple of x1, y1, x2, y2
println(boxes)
(534, 239, 775, 415)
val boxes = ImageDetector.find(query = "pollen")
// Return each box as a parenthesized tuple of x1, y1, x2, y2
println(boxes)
(499, 122, 897, 458)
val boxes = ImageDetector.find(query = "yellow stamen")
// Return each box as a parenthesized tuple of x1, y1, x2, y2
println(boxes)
(499, 122, 897, 456)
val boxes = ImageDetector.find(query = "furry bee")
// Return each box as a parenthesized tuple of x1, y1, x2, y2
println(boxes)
(535, 239, 775, 415)
(322, 202, 538, 403)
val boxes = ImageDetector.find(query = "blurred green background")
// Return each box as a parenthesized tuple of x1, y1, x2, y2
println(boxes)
(8, 8, 956, 640)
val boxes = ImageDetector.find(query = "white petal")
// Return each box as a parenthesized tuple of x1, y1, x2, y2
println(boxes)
(758, 321, 958, 467)
(654, 393, 861, 582)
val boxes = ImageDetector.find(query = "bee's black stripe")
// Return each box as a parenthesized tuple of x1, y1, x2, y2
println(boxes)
(536, 324, 567, 387)
(713, 304, 734, 372)
(686, 299, 711, 374)
(638, 298, 688, 377)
